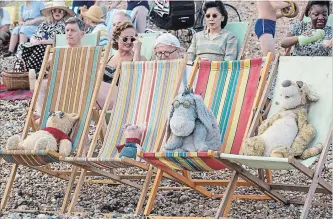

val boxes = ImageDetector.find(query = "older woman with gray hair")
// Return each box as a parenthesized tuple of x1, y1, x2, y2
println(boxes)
(19, 2, 74, 72)
(154, 33, 183, 60)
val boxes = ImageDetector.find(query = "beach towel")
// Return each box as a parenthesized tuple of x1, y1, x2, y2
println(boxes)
(0, 84, 32, 100)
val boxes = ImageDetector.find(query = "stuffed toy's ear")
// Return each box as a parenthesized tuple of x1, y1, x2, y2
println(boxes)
(138, 123, 147, 132)
(301, 83, 319, 102)
(166, 104, 175, 142)
(193, 94, 213, 132)
(121, 124, 131, 131)
(70, 113, 80, 121)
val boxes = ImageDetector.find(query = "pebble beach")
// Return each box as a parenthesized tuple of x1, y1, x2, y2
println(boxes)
(0, 1, 332, 218)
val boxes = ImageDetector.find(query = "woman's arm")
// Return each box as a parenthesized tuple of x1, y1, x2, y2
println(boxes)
(269, 0, 291, 11)
(224, 34, 238, 61)
(24, 17, 46, 26)
(281, 32, 299, 48)
(187, 33, 197, 63)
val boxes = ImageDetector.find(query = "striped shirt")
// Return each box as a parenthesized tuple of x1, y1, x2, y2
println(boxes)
(187, 29, 238, 62)
(87, 23, 110, 46)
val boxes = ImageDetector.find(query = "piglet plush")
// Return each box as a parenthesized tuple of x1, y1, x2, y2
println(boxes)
(116, 124, 146, 159)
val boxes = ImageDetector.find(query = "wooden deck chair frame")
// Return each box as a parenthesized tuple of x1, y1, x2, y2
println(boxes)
(58, 58, 188, 215)
(138, 53, 278, 218)
(212, 56, 332, 219)
(0, 43, 112, 211)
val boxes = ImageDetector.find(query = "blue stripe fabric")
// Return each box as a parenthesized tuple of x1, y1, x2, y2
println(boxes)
(41, 48, 61, 129)
(211, 61, 228, 117)
(219, 61, 241, 141)
(73, 47, 100, 149)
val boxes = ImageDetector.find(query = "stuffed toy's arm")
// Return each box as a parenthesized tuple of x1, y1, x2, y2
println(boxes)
(296, 108, 309, 129)
(59, 139, 72, 157)
(258, 113, 281, 135)
(193, 121, 209, 151)
(164, 134, 184, 151)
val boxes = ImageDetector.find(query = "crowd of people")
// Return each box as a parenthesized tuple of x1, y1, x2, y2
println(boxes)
(0, 0, 332, 117)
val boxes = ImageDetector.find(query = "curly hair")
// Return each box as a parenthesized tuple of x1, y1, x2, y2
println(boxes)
(305, 1, 330, 17)
(112, 21, 136, 50)
(203, 0, 228, 29)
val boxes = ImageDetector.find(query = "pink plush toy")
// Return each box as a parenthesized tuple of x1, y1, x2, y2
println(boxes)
(116, 123, 146, 159)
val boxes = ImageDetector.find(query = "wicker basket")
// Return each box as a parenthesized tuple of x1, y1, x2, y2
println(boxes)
(2, 59, 30, 91)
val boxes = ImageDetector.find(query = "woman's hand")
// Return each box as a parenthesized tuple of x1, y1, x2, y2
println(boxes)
(133, 38, 142, 53)
(324, 39, 332, 48)
(32, 40, 42, 45)
(302, 30, 315, 36)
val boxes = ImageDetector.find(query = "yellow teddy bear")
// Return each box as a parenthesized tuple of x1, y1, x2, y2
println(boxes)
(6, 111, 79, 156)
(243, 80, 323, 159)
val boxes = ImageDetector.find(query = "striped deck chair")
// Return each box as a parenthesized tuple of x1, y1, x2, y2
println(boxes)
(140, 53, 276, 217)
(0, 44, 111, 211)
(210, 56, 333, 218)
(60, 59, 187, 214)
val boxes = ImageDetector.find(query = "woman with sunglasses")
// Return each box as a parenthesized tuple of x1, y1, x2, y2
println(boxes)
(96, 21, 146, 113)
(187, 0, 238, 63)
(4, 1, 45, 57)
(17, 2, 74, 73)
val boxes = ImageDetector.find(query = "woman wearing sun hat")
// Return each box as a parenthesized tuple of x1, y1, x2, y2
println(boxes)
(81, 5, 109, 46)
(18, 2, 74, 72)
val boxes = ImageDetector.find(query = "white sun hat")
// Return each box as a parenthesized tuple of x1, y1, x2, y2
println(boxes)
(154, 33, 181, 48)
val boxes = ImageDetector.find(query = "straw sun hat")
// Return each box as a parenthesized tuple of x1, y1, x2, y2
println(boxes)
(81, 5, 105, 23)
(41, 1, 75, 17)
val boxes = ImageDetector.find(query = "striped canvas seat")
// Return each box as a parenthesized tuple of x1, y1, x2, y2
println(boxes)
(142, 58, 268, 171)
(64, 60, 186, 169)
(216, 56, 333, 169)
(0, 46, 105, 166)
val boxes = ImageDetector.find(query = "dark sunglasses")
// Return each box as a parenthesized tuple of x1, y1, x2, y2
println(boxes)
(120, 36, 136, 43)
(155, 48, 178, 58)
(52, 9, 65, 14)
(205, 13, 218, 19)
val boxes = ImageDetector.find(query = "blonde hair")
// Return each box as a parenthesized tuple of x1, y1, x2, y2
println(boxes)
(112, 21, 137, 50)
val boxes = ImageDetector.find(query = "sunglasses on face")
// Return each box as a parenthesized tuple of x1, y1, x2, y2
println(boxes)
(205, 13, 218, 19)
(119, 36, 136, 43)
(52, 9, 65, 14)
(155, 48, 177, 58)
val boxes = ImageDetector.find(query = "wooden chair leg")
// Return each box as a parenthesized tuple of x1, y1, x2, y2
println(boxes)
(67, 169, 88, 213)
(135, 165, 154, 215)
(60, 166, 79, 213)
(215, 171, 239, 218)
(265, 169, 273, 183)
(144, 169, 163, 216)
(301, 121, 333, 218)
(0, 164, 18, 210)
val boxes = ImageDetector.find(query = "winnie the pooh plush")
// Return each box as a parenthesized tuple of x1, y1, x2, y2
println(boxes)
(116, 123, 146, 159)
(6, 111, 79, 156)
(243, 80, 323, 159)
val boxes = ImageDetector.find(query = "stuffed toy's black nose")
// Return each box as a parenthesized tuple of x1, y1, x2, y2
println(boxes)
(282, 80, 292, 87)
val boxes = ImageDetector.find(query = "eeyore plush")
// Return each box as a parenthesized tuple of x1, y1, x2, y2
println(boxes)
(164, 87, 221, 152)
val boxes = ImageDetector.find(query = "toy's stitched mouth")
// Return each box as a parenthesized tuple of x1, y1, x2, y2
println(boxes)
(284, 95, 294, 99)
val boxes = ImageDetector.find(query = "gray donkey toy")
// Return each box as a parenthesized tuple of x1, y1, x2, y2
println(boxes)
(164, 87, 221, 152)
